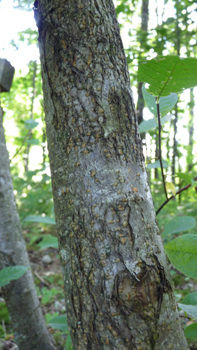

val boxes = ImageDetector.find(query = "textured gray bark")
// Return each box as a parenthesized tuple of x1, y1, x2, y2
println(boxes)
(35, 1, 188, 349)
(0, 107, 56, 350)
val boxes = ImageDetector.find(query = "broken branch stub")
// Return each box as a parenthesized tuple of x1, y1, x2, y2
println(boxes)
(0, 58, 15, 93)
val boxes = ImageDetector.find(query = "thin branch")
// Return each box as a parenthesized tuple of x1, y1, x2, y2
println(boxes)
(10, 130, 31, 161)
(156, 98, 168, 199)
(33, 270, 51, 288)
(156, 176, 197, 215)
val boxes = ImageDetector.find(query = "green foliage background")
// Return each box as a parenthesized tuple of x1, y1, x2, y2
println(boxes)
(0, 0, 197, 348)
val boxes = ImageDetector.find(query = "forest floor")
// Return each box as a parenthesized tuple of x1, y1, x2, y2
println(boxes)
(0, 225, 197, 350)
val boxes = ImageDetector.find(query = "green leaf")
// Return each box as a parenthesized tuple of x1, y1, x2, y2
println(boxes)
(182, 292, 197, 306)
(24, 119, 39, 129)
(147, 159, 169, 169)
(25, 139, 40, 145)
(48, 315, 68, 332)
(162, 216, 196, 237)
(23, 215, 56, 225)
(166, 182, 176, 196)
(178, 304, 197, 320)
(184, 323, 197, 338)
(41, 288, 61, 305)
(142, 84, 178, 117)
(139, 118, 157, 133)
(38, 236, 58, 249)
(176, 172, 193, 184)
(160, 114, 173, 124)
(139, 114, 172, 133)
(0, 266, 28, 287)
(164, 234, 197, 278)
(138, 56, 197, 97)
(66, 335, 72, 348)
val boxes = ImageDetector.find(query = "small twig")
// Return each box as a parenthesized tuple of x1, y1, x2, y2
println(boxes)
(156, 98, 168, 199)
(11, 130, 31, 161)
(156, 176, 197, 215)
(2, 319, 6, 336)
(33, 270, 50, 288)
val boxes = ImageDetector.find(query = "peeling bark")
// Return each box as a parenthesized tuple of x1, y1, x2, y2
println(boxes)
(35, 1, 188, 349)
(0, 107, 56, 350)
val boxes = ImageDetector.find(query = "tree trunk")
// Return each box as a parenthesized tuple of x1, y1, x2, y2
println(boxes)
(35, 1, 188, 349)
(187, 88, 195, 172)
(0, 107, 56, 350)
(24, 60, 37, 172)
(172, 103, 178, 183)
(136, 0, 149, 141)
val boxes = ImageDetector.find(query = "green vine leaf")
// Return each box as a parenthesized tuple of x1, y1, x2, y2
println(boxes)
(138, 56, 197, 98)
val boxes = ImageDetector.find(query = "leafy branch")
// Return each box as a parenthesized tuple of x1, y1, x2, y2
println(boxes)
(138, 55, 197, 210)
(11, 119, 39, 161)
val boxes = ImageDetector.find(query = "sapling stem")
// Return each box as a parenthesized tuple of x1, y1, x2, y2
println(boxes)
(156, 97, 168, 200)
(156, 176, 197, 215)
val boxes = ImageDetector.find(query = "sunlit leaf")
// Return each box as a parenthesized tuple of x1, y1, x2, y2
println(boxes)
(138, 56, 197, 97)
(176, 172, 193, 184)
(147, 159, 169, 169)
(23, 215, 56, 225)
(24, 119, 39, 129)
(162, 216, 196, 236)
(164, 234, 197, 278)
(0, 266, 28, 287)
(139, 118, 157, 133)
(142, 84, 178, 117)
(139, 114, 172, 133)
(166, 182, 176, 196)
(25, 139, 40, 145)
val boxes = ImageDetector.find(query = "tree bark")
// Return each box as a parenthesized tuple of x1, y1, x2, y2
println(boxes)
(0, 107, 56, 350)
(136, 0, 149, 141)
(35, 1, 188, 349)
(187, 88, 195, 172)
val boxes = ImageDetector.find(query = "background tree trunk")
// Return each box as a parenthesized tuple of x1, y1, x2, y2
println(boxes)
(0, 107, 56, 350)
(136, 0, 149, 142)
(35, 1, 188, 349)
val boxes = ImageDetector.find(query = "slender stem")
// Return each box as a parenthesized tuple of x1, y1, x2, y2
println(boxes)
(156, 176, 197, 215)
(11, 130, 31, 161)
(156, 98, 168, 199)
